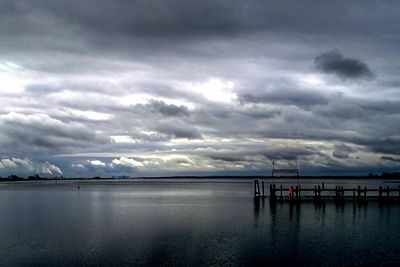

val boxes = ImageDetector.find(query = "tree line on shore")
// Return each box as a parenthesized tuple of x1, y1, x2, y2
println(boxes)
(0, 172, 399, 181)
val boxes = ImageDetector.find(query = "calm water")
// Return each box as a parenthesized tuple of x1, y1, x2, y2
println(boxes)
(0, 179, 399, 266)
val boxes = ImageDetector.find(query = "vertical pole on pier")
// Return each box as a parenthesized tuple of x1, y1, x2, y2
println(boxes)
(262, 181, 265, 198)
(322, 182, 324, 190)
(254, 180, 260, 198)
(269, 184, 272, 199)
(353, 188, 355, 201)
(379, 186, 382, 201)
(357, 186, 361, 200)
(270, 184, 276, 200)
(270, 184, 274, 200)
(299, 184, 301, 200)
(314, 185, 317, 199)
(318, 185, 321, 199)
(387, 186, 390, 198)
(280, 185, 283, 200)
(364, 186, 367, 201)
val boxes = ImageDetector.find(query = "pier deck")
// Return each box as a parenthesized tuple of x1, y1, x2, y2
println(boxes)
(253, 180, 400, 202)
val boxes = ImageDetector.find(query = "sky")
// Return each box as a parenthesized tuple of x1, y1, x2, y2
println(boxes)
(1, 0, 400, 177)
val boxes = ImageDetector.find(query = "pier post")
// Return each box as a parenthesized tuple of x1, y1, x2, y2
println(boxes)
(262, 181, 265, 197)
(314, 185, 317, 200)
(322, 183, 324, 190)
(357, 186, 361, 200)
(254, 180, 261, 198)
(353, 188, 355, 201)
(299, 185, 301, 201)
(269, 184, 272, 198)
(280, 185, 283, 200)
(387, 186, 390, 199)
(318, 185, 321, 199)
(270, 184, 276, 201)
(340, 186, 344, 200)
(379, 186, 382, 201)
(364, 186, 367, 201)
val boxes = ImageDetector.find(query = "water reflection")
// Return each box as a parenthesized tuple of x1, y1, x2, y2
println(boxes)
(0, 180, 399, 266)
(253, 199, 400, 266)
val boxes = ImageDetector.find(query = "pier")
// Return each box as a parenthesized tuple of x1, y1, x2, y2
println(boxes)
(254, 180, 400, 202)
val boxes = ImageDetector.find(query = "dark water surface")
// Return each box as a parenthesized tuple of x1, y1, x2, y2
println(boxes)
(0, 179, 399, 266)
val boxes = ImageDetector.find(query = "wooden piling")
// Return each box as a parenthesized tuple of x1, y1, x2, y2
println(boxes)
(314, 185, 317, 200)
(262, 181, 265, 197)
(270, 183, 276, 200)
(364, 186, 367, 201)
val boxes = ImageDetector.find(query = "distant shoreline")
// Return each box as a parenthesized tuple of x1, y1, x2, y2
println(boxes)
(1, 174, 400, 182)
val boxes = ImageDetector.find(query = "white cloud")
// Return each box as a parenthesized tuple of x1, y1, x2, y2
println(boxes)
(111, 157, 144, 168)
(88, 160, 106, 167)
(39, 162, 63, 175)
(187, 78, 237, 103)
(0, 158, 18, 169)
(0, 157, 62, 176)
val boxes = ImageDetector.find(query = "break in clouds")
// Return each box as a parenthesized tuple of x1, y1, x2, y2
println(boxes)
(1, 0, 400, 177)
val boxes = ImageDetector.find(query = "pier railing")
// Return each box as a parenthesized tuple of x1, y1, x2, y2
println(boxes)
(253, 180, 400, 202)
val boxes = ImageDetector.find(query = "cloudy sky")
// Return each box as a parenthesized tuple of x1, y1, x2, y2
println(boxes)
(1, 0, 400, 177)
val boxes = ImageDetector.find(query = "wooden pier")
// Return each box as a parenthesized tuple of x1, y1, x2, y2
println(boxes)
(254, 180, 400, 202)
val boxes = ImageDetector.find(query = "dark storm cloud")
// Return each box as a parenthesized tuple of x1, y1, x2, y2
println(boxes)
(154, 120, 202, 139)
(381, 156, 400, 163)
(362, 137, 400, 155)
(3, 0, 400, 44)
(147, 101, 189, 117)
(332, 144, 353, 159)
(0, 113, 111, 153)
(198, 145, 320, 163)
(314, 50, 373, 79)
(240, 89, 328, 109)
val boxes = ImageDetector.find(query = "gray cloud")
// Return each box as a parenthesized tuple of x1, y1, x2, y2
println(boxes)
(146, 101, 190, 117)
(5, 0, 400, 41)
(154, 120, 202, 139)
(0, 113, 111, 153)
(240, 89, 329, 109)
(332, 144, 353, 159)
(314, 50, 373, 79)
(0, 0, 400, 176)
(381, 156, 400, 163)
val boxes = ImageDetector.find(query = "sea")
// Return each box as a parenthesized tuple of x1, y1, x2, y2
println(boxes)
(0, 178, 399, 266)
